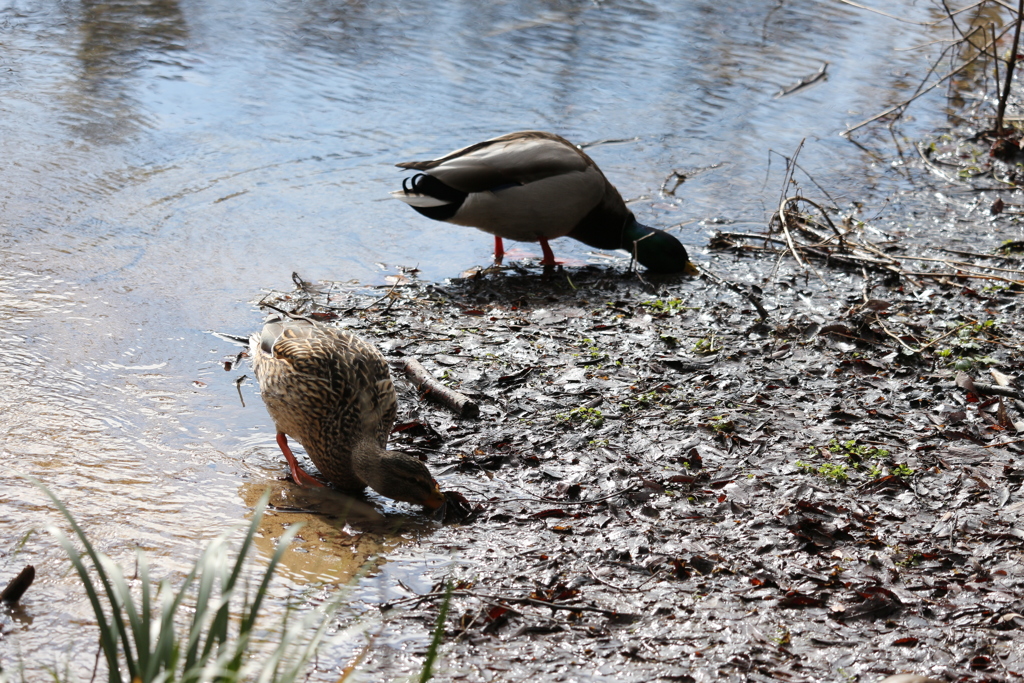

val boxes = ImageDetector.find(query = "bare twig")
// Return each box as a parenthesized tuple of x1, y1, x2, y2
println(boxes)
(695, 265, 769, 321)
(586, 565, 663, 593)
(501, 483, 640, 506)
(894, 254, 1024, 276)
(996, 0, 1024, 134)
(835, 0, 937, 25)
(777, 197, 807, 267)
(234, 375, 247, 408)
(382, 589, 632, 618)
(903, 270, 1024, 285)
(775, 62, 829, 99)
(939, 246, 1022, 260)
(256, 299, 317, 324)
(361, 281, 402, 312)
(843, 26, 996, 136)
(875, 320, 969, 355)
(914, 142, 960, 183)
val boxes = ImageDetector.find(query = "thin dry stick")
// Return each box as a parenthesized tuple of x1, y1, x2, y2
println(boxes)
(384, 590, 631, 617)
(776, 198, 860, 289)
(914, 324, 972, 352)
(696, 265, 770, 320)
(939, 246, 1021, 260)
(895, 254, 1024, 275)
(994, 22, 1001, 93)
(501, 483, 640, 506)
(875, 320, 969, 354)
(257, 299, 317, 323)
(902, 270, 1024, 284)
(715, 231, 790, 246)
(941, 0, 966, 39)
(361, 281, 401, 311)
(402, 357, 480, 418)
(785, 196, 844, 236)
(335, 632, 378, 683)
(585, 566, 667, 594)
(996, 0, 1024, 134)
(234, 375, 247, 408)
(843, 26, 997, 136)
(836, 0, 937, 25)
(777, 203, 806, 267)
(876, 319, 923, 354)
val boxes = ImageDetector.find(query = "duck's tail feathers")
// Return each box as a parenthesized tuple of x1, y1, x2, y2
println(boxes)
(389, 189, 450, 208)
(392, 173, 466, 221)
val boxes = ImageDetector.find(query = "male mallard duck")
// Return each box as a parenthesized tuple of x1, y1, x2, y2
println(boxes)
(250, 316, 444, 510)
(392, 131, 698, 274)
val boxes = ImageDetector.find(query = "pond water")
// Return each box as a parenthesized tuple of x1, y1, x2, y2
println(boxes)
(0, 0, 969, 676)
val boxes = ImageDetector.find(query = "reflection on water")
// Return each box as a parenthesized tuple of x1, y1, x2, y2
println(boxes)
(237, 478, 429, 584)
(0, 0, 966, 676)
(68, 0, 188, 143)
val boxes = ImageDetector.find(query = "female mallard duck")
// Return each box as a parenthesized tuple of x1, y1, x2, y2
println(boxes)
(250, 316, 445, 510)
(392, 131, 698, 274)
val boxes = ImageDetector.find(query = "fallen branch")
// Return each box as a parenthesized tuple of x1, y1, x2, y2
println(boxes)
(0, 565, 35, 604)
(970, 382, 1024, 402)
(402, 357, 480, 418)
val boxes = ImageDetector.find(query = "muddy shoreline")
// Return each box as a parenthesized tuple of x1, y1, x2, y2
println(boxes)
(250, 217, 1024, 681)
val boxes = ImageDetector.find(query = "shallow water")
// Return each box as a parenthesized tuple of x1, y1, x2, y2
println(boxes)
(0, 0, 962, 676)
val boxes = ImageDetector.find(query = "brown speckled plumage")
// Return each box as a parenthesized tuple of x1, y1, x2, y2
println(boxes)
(250, 316, 443, 509)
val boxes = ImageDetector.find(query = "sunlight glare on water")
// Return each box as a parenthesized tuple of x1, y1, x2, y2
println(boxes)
(0, 0, 955, 676)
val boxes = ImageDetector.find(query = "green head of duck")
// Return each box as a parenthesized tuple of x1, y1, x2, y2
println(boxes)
(625, 220, 699, 275)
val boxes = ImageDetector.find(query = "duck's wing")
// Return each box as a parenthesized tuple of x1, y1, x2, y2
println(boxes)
(396, 131, 594, 193)
(254, 319, 393, 414)
(251, 319, 328, 390)
(253, 317, 318, 355)
(366, 376, 397, 447)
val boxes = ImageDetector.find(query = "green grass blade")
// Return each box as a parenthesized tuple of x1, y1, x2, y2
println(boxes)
(47, 528, 122, 682)
(200, 492, 270, 667)
(137, 553, 151, 669)
(225, 511, 304, 675)
(100, 555, 145, 672)
(149, 579, 183, 679)
(31, 481, 342, 683)
(30, 477, 138, 681)
(185, 542, 224, 669)
(241, 521, 302, 634)
(419, 581, 453, 683)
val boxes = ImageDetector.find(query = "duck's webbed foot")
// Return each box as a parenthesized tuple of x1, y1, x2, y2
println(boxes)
(276, 432, 325, 487)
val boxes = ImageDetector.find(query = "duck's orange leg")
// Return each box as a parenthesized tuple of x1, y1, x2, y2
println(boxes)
(493, 236, 505, 265)
(538, 237, 558, 266)
(276, 432, 324, 487)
